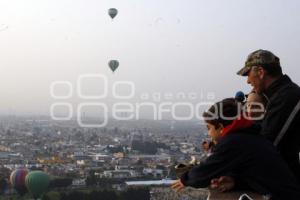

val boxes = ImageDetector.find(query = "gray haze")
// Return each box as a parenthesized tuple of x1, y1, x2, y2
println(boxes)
(1, 0, 300, 117)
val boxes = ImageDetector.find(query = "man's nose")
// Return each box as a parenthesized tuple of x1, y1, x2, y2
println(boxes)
(247, 76, 251, 84)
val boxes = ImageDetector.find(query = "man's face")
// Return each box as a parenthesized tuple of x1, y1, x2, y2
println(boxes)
(246, 66, 265, 94)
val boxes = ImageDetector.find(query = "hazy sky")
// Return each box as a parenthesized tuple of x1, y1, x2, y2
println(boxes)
(1, 0, 300, 116)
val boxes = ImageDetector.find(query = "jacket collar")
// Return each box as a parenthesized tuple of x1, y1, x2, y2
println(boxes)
(220, 115, 254, 138)
(263, 75, 292, 99)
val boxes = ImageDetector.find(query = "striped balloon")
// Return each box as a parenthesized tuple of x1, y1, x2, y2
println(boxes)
(10, 168, 28, 196)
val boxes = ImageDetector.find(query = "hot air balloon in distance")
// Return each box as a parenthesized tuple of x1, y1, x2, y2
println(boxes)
(108, 8, 118, 19)
(10, 168, 28, 196)
(108, 60, 119, 73)
(25, 171, 50, 200)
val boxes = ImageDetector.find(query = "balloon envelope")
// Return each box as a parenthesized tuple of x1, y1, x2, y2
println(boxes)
(10, 168, 28, 196)
(108, 8, 118, 19)
(108, 60, 119, 72)
(25, 171, 50, 199)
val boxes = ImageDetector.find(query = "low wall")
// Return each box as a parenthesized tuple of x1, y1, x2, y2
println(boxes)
(150, 187, 265, 200)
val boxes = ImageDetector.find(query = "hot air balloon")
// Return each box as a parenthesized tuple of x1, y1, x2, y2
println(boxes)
(108, 60, 119, 72)
(108, 8, 118, 19)
(10, 168, 28, 196)
(25, 171, 50, 199)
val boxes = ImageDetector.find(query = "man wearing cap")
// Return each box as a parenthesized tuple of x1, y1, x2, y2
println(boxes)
(237, 49, 300, 180)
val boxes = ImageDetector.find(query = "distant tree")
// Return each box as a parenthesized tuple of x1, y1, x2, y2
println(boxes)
(120, 188, 150, 200)
(0, 178, 8, 195)
(64, 191, 89, 200)
(65, 172, 79, 179)
(42, 191, 60, 200)
(89, 190, 101, 200)
(136, 159, 143, 165)
(59, 192, 67, 200)
(156, 164, 166, 170)
(49, 177, 73, 188)
(95, 190, 117, 200)
(86, 170, 97, 186)
(106, 145, 123, 153)
(132, 141, 169, 154)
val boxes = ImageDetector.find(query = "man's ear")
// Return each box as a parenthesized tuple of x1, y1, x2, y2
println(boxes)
(257, 66, 266, 79)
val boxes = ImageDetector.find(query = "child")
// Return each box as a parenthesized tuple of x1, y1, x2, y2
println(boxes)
(245, 91, 267, 120)
(172, 98, 300, 200)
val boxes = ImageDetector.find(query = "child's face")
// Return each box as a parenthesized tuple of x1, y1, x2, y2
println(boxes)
(202, 142, 209, 151)
(246, 93, 265, 119)
(206, 123, 222, 143)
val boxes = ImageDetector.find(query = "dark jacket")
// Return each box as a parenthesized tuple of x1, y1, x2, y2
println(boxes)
(180, 126, 300, 200)
(261, 75, 300, 180)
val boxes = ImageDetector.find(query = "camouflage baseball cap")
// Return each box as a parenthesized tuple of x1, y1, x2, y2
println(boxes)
(237, 49, 280, 76)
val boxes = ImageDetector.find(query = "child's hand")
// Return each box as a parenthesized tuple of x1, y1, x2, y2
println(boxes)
(210, 176, 235, 192)
(171, 179, 185, 192)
